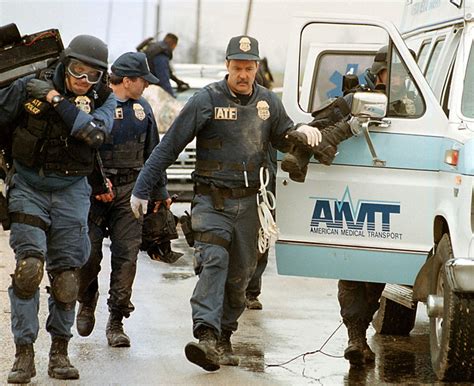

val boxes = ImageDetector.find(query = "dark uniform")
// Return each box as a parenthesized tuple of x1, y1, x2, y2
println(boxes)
(138, 34, 189, 97)
(131, 35, 318, 372)
(0, 35, 115, 383)
(76, 52, 165, 347)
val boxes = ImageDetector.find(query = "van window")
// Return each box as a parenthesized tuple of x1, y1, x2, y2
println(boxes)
(309, 51, 375, 111)
(461, 45, 474, 118)
(299, 22, 388, 112)
(387, 47, 425, 118)
(425, 38, 445, 84)
(416, 40, 431, 71)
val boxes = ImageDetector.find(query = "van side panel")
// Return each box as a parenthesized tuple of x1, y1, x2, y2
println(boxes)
(276, 243, 426, 285)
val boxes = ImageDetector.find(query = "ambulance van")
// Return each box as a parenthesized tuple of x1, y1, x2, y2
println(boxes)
(275, 0, 474, 381)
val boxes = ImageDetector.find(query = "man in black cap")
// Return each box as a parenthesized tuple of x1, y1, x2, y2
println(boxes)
(76, 52, 169, 348)
(130, 35, 322, 371)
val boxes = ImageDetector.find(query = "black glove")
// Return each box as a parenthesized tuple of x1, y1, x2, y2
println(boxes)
(177, 81, 190, 92)
(26, 79, 55, 100)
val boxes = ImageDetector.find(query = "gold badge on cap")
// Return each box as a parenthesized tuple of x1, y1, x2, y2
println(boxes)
(239, 37, 251, 52)
(74, 96, 92, 113)
(256, 100, 270, 120)
(133, 103, 146, 121)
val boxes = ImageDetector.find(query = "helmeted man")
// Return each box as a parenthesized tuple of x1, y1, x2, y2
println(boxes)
(130, 35, 322, 371)
(75, 52, 168, 348)
(283, 45, 406, 368)
(137, 33, 189, 97)
(0, 34, 116, 383)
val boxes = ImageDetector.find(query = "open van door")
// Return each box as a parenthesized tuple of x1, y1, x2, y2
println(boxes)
(276, 15, 474, 382)
(277, 15, 447, 284)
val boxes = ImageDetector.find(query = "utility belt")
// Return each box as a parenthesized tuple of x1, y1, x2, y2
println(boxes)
(107, 170, 140, 187)
(194, 182, 258, 211)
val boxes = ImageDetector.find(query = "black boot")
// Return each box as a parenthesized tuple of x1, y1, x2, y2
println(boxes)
(217, 329, 239, 366)
(282, 121, 353, 183)
(281, 145, 312, 183)
(8, 343, 36, 384)
(76, 291, 99, 337)
(246, 295, 263, 310)
(313, 120, 353, 166)
(184, 326, 220, 372)
(106, 312, 131, 347)
(48, 336, 79, 379)
(344, 323, 375, 367)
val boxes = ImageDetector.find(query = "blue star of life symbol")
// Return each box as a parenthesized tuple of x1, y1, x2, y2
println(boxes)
(326, 63, 367, 99)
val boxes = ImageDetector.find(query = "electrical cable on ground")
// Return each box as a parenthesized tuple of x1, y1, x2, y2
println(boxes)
(265, 321, 345, 368)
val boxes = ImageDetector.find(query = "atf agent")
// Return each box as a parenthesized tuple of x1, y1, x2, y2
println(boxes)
(283, 45, 414, 368)
(0, 35, 115, 383)
(76, 52, 167, 348)
(131, 35, 322, 371)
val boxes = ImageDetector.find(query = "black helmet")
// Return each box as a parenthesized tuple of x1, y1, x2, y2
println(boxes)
(63, 35, 108, 70)
(370, 45, 388, 76)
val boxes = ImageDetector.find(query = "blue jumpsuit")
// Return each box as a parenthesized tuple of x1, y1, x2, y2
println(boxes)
(150, 41, 175, 97)
(133, 78, 294, 336)
(0, 64, 115, 344)
(78, 96, 167, 317)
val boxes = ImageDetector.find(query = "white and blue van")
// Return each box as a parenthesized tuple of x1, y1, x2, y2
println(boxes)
(276, 0, 474, 381)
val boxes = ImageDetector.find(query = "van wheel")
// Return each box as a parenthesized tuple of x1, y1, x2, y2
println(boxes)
(429, 234, 474, 381)
(373, 296, 417, 336)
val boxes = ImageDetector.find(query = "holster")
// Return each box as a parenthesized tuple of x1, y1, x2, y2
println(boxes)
(179, 210, 194, 247)
(210, 183, 225, 211)
(0, 189, 10, 230)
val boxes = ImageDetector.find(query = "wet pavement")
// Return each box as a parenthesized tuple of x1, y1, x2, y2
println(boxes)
(0, 202, 453, 384)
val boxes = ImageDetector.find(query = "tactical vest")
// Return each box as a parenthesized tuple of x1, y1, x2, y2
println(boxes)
(142, 42, 170, 75)
(12, 72, 110, 176)
(195, 83, 274, 187)
(99, 99, 148, 170)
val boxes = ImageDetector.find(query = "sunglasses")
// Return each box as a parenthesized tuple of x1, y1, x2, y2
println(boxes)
(67, 59, 103, 84)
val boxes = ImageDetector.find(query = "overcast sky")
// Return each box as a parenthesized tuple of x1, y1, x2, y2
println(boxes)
(0, 0, 405, 72)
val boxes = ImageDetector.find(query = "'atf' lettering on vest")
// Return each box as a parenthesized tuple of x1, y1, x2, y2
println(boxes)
(24, 99, 48, 116)
(214, 107, 237, 120)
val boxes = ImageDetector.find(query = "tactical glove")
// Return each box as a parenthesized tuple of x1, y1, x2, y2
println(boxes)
(176, 81, 190, 92)
(130, 194, 148, 219)
(26, 79, 55, 100)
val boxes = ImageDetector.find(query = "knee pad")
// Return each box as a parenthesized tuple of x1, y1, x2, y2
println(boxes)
(12, 256, 44, 299)
(49, 269, 79, 310)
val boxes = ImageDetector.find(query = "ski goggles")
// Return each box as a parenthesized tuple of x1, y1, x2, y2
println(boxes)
(66, 59, 103, 84)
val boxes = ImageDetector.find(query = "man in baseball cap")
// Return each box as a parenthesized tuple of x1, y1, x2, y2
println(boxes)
(225, 35, 261, 61)
(111, 51, 159, 85)
(76, 51, 167, 348)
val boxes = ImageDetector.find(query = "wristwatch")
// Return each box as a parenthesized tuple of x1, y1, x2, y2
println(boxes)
(51, 94, 64, 106)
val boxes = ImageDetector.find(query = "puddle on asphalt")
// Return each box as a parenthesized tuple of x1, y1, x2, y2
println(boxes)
(233, 341, 265, 372)
(161, 271, 195, 280)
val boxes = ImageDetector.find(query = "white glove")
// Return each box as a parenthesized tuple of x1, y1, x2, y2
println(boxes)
(296, 124, 322, 147)
(130, 194, 148, 219)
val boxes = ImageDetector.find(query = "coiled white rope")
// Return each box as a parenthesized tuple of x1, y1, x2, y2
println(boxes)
(257, 167, 279, 253)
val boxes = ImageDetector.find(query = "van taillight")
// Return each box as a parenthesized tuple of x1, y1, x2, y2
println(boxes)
(445, 149, 459, 166)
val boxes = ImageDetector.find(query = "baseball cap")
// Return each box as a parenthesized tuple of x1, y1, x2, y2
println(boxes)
(226, 35, 260, 61)
(111, 52, 159, 84)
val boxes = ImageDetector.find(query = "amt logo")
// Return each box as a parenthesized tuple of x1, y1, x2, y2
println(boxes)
(311, 187, 400, 232)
